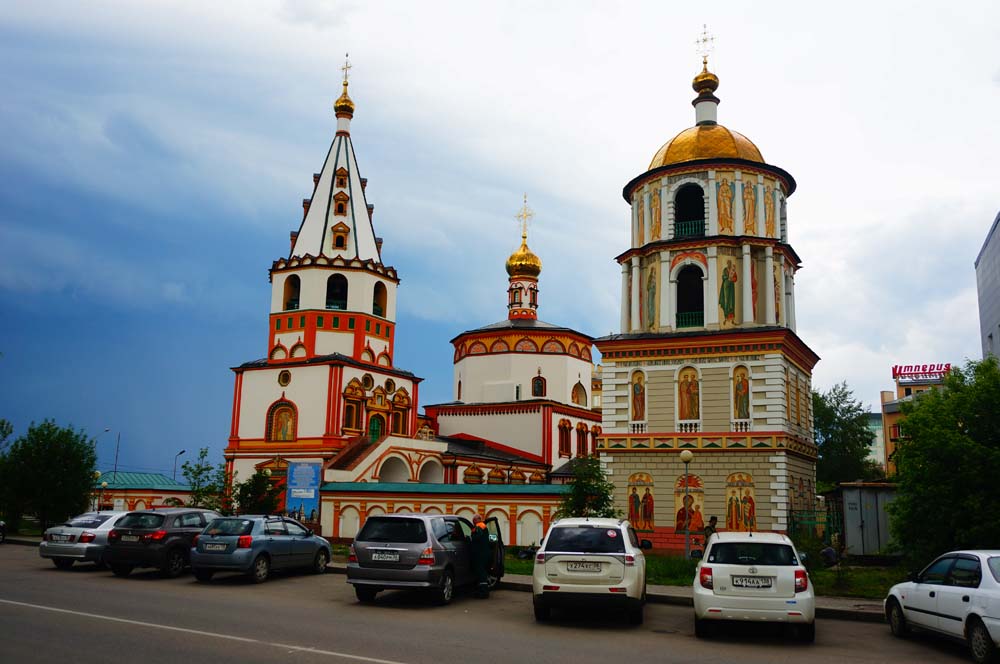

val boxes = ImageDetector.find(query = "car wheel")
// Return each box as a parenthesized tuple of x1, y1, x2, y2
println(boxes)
(887, 598, 909, 638)
(627, 603, 644, 626)
(355, 586, 378, 603)
(312, 549, 329, 574)
(160, 549, 186, 578)
(797, 622, 816, 643)
(487, 572, 500, 590)
(435, 570, 454, 605)
(694, 617, 713, 638)
(52, 558, 74, 570)
(251, 555, 270, 584)
(0, 528, 6, 544)
(111, 563, 133, 578)
(194, 568, 214, 583)
(533, 600, 551, 622)
(968, 617, 998, 664)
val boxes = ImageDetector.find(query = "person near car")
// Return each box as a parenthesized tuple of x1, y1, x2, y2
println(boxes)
(703, 515, 718, 542)
(470, 514, 491, 598)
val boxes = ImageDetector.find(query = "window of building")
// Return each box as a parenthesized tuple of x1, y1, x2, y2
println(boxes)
(515, 385, 521, 400)
(275, 319, 281, 330)
(348, 318, 356, 330)
(676, 264, 705, 328)
(287, 317, 294, 329)
(326, 274, 348, 310)
(300, 316, 306, 328)
(457, 380, 462, 401)
(674, 184, 705, 238)
(576, 424, 588, 457)
(558, 420, 571, 457)
(571, 381, 587, 406)
(317, 316, 324, 328)
(333, 191, 349, 216)
(375, 323, 381, 335)
(373, 282, 387, 317)
(531, 375, 547, 397)
(365, 320, 371, 332)
(283, 274, 301, 311)
(333, 317, 340, 329)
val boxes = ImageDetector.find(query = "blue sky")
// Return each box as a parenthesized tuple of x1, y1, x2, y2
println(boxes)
(2, 1, 998, 475)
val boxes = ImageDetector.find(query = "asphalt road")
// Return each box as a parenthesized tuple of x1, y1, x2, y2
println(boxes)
(0, 544, 974, 664)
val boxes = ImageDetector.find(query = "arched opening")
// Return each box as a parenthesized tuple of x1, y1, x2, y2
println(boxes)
(571, 381, 587, 406)
(368, 414, 386, 443)
(676, 265, 704, 328)
(418, 460, 444, 484)
(576, 423, 588, 457)
(517, 511, 543, 547)
(457, 380, 462, 401)
(674, 184, 705, 238)
(283, 275, 301, 311)
(378, 456, 409, 483)
(531, 375, 546, 397)
(326, 274, 348, 310)
(335, 235, 346, 249)
(339, 506, 360, 539)
(373, 282, 387, 317)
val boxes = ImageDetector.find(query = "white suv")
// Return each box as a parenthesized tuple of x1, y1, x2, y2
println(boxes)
(693, 532, 815, 642)
(532, 517, 651, 624)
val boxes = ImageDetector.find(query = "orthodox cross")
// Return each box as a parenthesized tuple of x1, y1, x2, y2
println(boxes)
(515, 193, 534, 240)
(341, 53, 352, 83)
(695, 24, 715, 66)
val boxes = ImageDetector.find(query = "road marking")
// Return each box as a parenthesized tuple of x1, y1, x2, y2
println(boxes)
(0, 598, 408, 664)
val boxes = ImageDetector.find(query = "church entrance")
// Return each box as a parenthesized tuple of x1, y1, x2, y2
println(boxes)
(368, 414, 385, 443)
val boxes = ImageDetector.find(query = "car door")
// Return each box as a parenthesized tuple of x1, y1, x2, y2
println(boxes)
(176, 512, 208, 553)
(447, 518, 473, 584)
(485, 516, 505, 582)
(904, 556, 955, 631)
(263, 518, 291, 568)
(935, 555, 982, 637)
(284, 519, 314, 567)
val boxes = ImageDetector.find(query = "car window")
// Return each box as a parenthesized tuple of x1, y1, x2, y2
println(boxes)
(628, 528, 640, 548)
(264, 520, 287, 535)
(178, 513, 204, 528)
(356, 517, 427, 543)
(920, 557, 955, 584)
(456, 520, 472, 540)
(431, 518, 449, 541)
(66, 514, 112, 529)
(708, 543, 797, 566)
(949, 558, 982, 588)
(205, 519, 254, 536)
(117, 513, 165, 529)
(545, 526, 626, 554)
(284, 521, 308, 536)
(989, 558, 1000, 584)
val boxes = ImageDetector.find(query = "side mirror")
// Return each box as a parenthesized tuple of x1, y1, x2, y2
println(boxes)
(799, 552, 809, 562)
(306, 529, 313, 537)
(908, 570, 920, 583)
(690, 549, 703, 560)
(640, 539, 653, 550)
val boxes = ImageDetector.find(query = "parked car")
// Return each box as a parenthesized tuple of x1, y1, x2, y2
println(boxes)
(39, 511, 127, 569)
(692, 532, 815, 641)
(531, 517, 651, 624)
(190, 515, 331, 583)
(885, 550, 1000, 664)
(347, 514, 504, 604)
(105, 508, 220, 578)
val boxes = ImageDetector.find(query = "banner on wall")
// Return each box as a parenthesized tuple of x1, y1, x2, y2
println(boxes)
(286, 462, 321, 524)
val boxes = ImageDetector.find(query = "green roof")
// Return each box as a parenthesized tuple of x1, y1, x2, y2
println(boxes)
(321, 482, 569, 495)
(94, 471, 189, 491)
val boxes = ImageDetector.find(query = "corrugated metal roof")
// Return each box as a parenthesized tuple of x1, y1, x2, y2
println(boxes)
(321, 482, 568, 495)
(94, 471, 189, 491)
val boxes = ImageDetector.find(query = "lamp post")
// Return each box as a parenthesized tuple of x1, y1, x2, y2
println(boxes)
(679, 449, 694, 558)
(93, 471, 102, 510)
(99, 481, 108, 511)
(173, 449, 187, 481)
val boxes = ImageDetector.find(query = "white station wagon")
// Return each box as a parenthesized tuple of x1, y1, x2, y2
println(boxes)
(885, 550, 1000, 664)
(693, 532, 815, 642)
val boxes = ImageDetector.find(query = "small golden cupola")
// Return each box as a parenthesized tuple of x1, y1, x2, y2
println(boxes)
(334, 54, 355, 131)
(506, 194, 542, 320)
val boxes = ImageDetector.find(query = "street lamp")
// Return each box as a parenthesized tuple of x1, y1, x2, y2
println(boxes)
(679, 449, 694, 558)
(99, 481, 108, 511)
(173, 449, 187, 481)
(93, 471, 102, 509)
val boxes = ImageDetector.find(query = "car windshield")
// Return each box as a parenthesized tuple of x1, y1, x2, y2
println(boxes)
(989, 557, 1000, 583)
(117, 513, 166, 529)
(545, 526, 626, 554)
(708, 542, 798, 566)
(204, 519, 254, 536)
(65, 514, 112, 529)
(356, 517, 427, 544)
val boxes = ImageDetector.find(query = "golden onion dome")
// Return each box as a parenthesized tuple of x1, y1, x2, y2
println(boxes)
(505, 237, 542, 278)
(648, 124, 763, 170)
(692, 62, 720, 94)
(334, 80, 355, 116)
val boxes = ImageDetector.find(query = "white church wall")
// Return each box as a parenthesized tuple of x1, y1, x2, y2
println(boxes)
(315, 330, 355, 356)
(435, 411, 540, 457)
(455, 352, 592, 406)
(238, 365, 330, 440)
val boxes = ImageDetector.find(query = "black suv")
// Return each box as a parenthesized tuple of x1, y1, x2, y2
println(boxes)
(106, 508, 220, 578)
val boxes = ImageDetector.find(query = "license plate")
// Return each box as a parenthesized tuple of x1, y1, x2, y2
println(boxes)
(205, 543, 227, 551)
(371, 552, 399, 562)
(566, 561, 602, 572)
(732, 575, 773, 588)
(51, 534, 72, 542)
(122, 535, 140, 543)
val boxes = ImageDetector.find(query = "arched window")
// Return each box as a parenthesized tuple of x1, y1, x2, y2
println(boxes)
(266, 401, 297, 442)
(373, 282, 387, 317)
(576, 423, 588, 457)
(572, 381, 587, 406)
(531, 375, 547, 397)
(326, 274, 348, 310)
(590, 425, 602, 455)
(558, 420, 571, 457)
(342, 379, 365, 432)
(674, 184, 705, 238)
(283, 274, 301, 311)
(676, 264, 704, 328)
(335, 235, 346, 249)
(457, 380, 462, 401)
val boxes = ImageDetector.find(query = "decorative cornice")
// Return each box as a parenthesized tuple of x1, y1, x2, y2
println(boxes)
(622, 157, 796, 201)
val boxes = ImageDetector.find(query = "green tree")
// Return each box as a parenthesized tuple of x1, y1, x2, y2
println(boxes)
(889, 358, 1000, 564)
(181, 447, 229, 513)
(0, 420, 97, 531)
(232, 470, 283, 515)
(557, 456, 620, 519)
(812, 383, 883, 489)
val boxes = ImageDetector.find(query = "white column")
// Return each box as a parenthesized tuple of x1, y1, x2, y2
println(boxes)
(631, 200, 638, 247)
(741, 244, 753, 324)
(788, 272, 797, 332)
(777, 255, 787, 327)
(734, 172, 744, 235)
(707, 170, 718, 235)
(630, 256, 641, 332)
(641, 191, 650, 246)
(771, 186, 780, 239)
(620, 262, 630, 333)
(706, 247, 719, 327)
(659, 183, 669, 241)
(668, 274, 677, 329)
(659, 250, 671, 331)
(764, 246, 775, 325)
(666, 184, 675, 239)
(756, 178, 766, 236)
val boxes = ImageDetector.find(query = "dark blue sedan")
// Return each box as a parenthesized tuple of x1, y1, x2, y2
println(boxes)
(191, 516, 331, 583)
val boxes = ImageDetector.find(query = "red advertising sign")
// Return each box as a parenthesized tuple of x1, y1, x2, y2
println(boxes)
(891, 363, 951, 381)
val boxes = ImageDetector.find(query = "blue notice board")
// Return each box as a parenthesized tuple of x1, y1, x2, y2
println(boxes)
(286, 462, 321, 523)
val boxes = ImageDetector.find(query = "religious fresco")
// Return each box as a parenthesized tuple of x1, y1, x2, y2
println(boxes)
(270, 404, 296, 441)
(716, 176, 735, 234)
(742, 181, 758, 235)
(725, 473, 756, 532)
(773, 264, 782, 324)
(677, 367, 701, 421)
(645, 266, 657, 330)
(630, 371, 646, 421)
(733, 366, 751, 420)
(764, 182, 776, 237)
(650, 188, 662, 240)
(674, 474, 705, 534)
(636, 195, 645, 246)
(717, 248, 741, 326)
(627, 472, 655, 532)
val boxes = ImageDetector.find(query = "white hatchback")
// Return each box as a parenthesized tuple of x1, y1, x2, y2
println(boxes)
(532, 517, 651, 624)
(693, 532, 815, 642)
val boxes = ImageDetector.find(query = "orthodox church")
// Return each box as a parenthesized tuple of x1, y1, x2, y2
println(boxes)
(594, 55, 820, 550)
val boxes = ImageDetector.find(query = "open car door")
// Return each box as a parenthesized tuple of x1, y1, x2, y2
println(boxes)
(484, 516, 505, 588)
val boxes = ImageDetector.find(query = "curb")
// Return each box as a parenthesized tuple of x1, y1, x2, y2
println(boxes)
(3, 538, 42, 547)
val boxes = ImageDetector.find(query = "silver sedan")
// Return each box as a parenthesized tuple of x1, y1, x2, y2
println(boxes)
(39, 512, 128, 569)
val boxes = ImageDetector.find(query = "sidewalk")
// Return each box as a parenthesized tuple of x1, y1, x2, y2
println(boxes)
(6, 536, 883, 623)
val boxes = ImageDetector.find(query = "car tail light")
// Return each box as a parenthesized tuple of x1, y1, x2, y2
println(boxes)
(542, 585, 560, 591)
(348, 545, 357, 563)
(700, 566, 713, 590)
(624, 554, 636, 567)
(237, 535, 253, 549)
(192, 534, 200, 546)
(535, 551, 546, 564)
(795, 569, 808, 593)
(108, 530, 120, 542)
(418, 547, 435, 565)
(144, 530, 168, 542)
(609, 587, 627, 593)
(79, 531, 96, 544)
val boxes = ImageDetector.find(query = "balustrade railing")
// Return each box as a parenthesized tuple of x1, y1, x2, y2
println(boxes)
(674, 218, 706, 238)
(731, 419, 752, 433)
(677, 421, 700, 433)
(676, 311, 704, 328)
